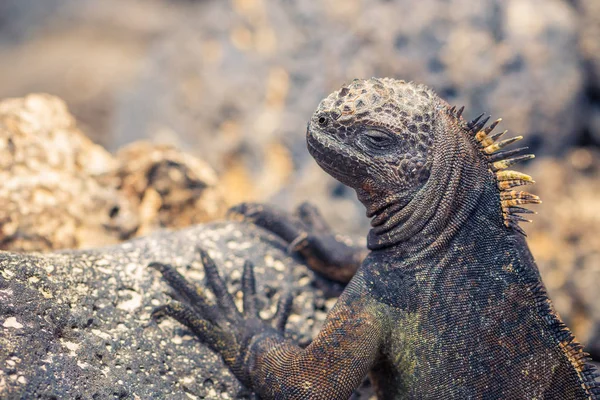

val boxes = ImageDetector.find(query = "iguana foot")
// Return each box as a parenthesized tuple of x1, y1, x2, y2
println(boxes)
(229, 202, 366, 283)
(150, 249, 293, 386)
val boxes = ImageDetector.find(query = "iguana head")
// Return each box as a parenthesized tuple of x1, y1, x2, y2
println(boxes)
(308, 78, 437, 201)
(307, 78, 538, 250)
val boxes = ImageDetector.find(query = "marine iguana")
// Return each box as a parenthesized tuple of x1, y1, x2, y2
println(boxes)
(151, 78, 599, 399)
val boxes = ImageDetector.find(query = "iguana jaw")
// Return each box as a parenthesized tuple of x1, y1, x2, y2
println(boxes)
(306, 122, 365, 187)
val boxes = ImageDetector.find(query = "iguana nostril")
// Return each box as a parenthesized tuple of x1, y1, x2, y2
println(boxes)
(318, 116, 328, 126)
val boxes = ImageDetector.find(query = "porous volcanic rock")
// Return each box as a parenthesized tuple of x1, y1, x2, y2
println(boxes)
(0, 222, 356, 399)
(0, 93, 135, 251)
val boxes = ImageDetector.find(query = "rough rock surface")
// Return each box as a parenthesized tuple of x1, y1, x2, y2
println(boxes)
(0, 222, 357, 399)
(111, 142, 226, 237)
(0, 93, 135, 251)
(0, 94, 226, 252)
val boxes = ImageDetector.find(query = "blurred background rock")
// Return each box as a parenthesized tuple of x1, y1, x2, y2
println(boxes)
(0, 0, 598, 358)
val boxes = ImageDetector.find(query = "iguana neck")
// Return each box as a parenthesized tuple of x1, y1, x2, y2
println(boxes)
(359, 120, 499, 257)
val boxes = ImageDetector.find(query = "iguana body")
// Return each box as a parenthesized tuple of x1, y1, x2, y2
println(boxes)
(152, 78, 599, 399)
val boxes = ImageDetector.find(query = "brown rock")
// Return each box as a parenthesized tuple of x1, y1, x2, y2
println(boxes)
(111, 142, 227, 236)
(0, 94, 137, 251)
(0, 94, 226, 252)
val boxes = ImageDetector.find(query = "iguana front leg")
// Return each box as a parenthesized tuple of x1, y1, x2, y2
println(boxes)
(151, 249, 383, 399)
(230, 202, 367, 283)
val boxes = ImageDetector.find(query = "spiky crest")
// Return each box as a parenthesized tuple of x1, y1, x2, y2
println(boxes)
(447, 107, 540, 235)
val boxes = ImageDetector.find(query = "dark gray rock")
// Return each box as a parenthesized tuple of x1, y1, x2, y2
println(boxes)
(0, 222, 344, 399)
(573, 0, 600, 147)
(576, 0, 600, 91)
(0, 0, 76, 44)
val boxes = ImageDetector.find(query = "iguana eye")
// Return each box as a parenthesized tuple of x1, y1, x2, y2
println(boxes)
(363, 129, 394, 149)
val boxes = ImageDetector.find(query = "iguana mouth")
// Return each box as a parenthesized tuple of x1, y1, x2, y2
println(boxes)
(306, 131, 338, 177)
(306, 124, 362, 185)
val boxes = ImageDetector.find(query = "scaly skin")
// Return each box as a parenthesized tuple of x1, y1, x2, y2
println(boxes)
(152, 78, 599, 399)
